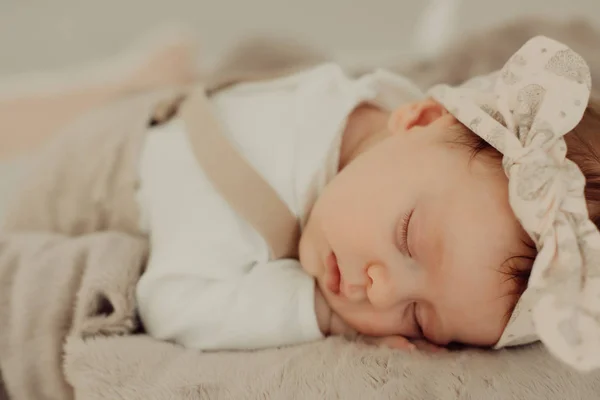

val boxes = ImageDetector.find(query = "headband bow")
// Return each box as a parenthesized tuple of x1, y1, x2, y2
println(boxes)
(428, 36, 599, 371)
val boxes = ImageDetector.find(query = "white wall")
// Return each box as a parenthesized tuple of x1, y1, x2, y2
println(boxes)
(0, 0, 598, 76)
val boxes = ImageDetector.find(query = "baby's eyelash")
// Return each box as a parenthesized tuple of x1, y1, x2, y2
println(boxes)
(399, 210, 413, 257)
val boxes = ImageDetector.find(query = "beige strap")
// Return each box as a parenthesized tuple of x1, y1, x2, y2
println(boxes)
(178, 85, 300, 260)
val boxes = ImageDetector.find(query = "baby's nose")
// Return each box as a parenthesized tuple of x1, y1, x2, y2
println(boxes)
(366, 263, 398, 309)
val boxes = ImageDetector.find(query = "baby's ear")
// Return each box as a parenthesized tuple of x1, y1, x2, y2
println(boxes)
(388, 98, 449, 133)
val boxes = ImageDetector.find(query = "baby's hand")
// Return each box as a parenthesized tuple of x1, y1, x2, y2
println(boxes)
(410, 339, 447, 353)
(362, 335, 447, 353)
(314, 287, 445, 353)
(362, 335, 415, 350)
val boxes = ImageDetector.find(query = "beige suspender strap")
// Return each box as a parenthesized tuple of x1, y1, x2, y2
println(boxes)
(178, 85, 301, 260)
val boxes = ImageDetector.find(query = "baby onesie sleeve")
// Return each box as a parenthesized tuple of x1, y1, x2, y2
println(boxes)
(135, 118, 323, 350)
(137, 256, 323, 350)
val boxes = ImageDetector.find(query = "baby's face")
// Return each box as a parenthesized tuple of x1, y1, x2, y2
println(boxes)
(300, 111, 532, 347)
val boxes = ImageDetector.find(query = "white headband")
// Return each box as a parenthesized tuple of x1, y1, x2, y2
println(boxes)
(428, 36, 599, 371)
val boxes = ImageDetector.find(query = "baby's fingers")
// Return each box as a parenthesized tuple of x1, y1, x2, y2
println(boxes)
(411, 339, 448, 353)
(361, 336, 448, 353)
(362, 335, 416, 351)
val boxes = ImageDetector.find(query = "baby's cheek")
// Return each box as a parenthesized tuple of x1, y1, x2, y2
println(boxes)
(298, 232, 322, 277)
(299, 254, 320, 278)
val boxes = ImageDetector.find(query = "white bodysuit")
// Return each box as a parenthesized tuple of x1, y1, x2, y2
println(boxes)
(135, 63, 424, 350)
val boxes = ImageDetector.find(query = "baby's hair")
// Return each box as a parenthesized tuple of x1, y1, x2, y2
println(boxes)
(451, 96, 600, 308)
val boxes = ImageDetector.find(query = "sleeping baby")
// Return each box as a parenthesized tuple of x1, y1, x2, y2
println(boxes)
(134, 35, 600, 370)
(6, 35, 599, 371)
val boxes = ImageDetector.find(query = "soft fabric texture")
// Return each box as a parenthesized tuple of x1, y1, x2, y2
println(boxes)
(0, 28, 198, 163)
(0, 29, 199, 226)
(177, 85, 303, 261)
(2, 17, 600, 400)
(0, 156, 32, 223)
(1, 88, 185, 236)
(136, 63, 423, 351)
(63, 336, 599, 400)
(430, 36, 599, 370)
(0, 232, 148, 400)
(0, 81, 189, 400)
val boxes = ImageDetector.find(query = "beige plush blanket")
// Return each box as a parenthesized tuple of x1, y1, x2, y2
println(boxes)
(2, 17, 600, 400)
(0, 233, 147, 400)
